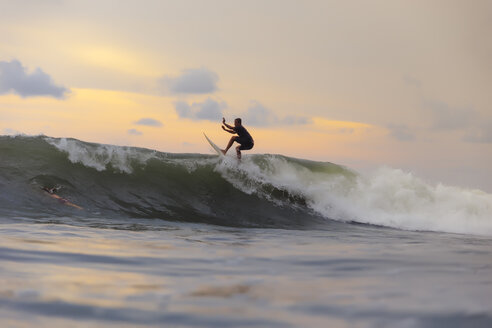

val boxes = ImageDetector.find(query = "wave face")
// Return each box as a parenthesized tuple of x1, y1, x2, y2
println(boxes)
(1, 135, 491, 235)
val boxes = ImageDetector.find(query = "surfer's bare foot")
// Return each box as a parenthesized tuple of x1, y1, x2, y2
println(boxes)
(221, 149, 226, 155)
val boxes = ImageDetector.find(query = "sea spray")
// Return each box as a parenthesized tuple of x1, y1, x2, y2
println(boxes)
(215, 152, 492, 236)
(45, 137, 157, 173)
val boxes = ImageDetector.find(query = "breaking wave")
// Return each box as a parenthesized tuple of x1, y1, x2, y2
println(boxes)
(1, 135, 491, 235)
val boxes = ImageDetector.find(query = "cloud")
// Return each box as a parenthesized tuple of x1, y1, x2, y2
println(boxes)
(174, 98, 226, 121)
(423, 99, 492, 143)
(160, 68, 218, 94)
(174, 101, 192, 118)
(426, 100, 475, 130)
(0, 59, 69, 99)
(173, 98, 311, 126)
(463, 122, 492, 143)
(196, 99, 224, 120)
(128, 129, 143, 136)
(240, 101, 312, 127)
(134, 118, 163, 127)
(241, 101, 278, 126)
(387, 124, 415, 141)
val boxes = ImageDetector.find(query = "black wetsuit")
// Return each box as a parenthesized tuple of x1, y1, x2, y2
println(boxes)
(234, 125, 254, 150)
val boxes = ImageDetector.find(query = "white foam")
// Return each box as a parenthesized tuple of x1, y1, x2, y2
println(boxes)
(216, 156, 492, 236)
(46, 137, 155, 173)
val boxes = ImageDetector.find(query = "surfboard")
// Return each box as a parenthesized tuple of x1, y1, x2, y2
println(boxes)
(203, 133, 224, 156)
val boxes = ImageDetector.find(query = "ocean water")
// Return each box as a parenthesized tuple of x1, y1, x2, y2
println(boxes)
(1, 135, 491, 327)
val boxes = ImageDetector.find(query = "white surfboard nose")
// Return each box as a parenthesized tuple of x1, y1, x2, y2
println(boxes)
(203, 133, 224, 156)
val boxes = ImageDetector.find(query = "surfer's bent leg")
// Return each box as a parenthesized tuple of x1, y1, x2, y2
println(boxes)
(222, 136, 237, 154)
(235, 140, 253, 159)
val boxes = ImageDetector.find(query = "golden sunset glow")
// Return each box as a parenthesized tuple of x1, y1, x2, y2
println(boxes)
(1, 1, 491, 191)
(1, 4, 492, 328)
(73, 45, 158, 76)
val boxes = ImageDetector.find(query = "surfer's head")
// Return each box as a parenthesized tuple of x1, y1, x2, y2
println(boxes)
(234, 118, 242, 127)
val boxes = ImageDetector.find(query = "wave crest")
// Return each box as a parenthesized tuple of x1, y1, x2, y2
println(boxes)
(1, 135, 491, 235)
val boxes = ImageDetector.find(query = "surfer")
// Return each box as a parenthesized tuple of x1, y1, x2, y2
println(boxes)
(221, 117, 254, 159)
(42, 186, 61, 194)
(41, 186, 83, 210)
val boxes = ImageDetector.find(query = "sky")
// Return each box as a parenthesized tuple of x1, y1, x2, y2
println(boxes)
(0, 0, 491, 191)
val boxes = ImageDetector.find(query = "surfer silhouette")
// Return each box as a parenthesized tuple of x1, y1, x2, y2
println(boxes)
(221, 117, 254, 159)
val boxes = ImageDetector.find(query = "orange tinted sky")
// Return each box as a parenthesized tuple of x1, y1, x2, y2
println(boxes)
(0, 1, 491, 191)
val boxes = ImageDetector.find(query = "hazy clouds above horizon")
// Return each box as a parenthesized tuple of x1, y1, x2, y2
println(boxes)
(174, 98, 226, 122)
(240, 101, 312, 127)
(160, 68, 219, 95)
(1, 0, 491, 190)
(134, 118, 163, 127)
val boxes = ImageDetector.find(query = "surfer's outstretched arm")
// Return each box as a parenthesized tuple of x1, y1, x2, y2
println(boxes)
(222, 125, 235, 134)
(222, 117, 235, 130)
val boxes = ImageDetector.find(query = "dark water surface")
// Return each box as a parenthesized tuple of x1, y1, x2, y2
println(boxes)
(1, 217, 491, 328)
